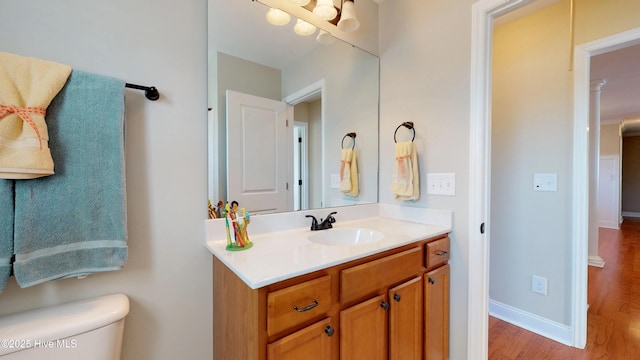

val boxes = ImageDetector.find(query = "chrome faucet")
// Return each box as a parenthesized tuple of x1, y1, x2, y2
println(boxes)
(305, 211, 337, 231)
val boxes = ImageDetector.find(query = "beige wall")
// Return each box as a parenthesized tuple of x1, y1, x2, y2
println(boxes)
(491, 0, 573, 324)
(490, 0, 640, 332)
(600, 124, 621, 156)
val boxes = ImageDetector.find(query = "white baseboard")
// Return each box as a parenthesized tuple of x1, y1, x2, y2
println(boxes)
(622, 211, 640, 218)
(588, 256, 605, 268)
(598, 221, 619, 229)
(489, 299, 573, 346)
(589, 255, 604, 268)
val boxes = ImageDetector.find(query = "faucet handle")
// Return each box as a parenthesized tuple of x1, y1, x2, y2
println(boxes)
(305, 215, 318, 230)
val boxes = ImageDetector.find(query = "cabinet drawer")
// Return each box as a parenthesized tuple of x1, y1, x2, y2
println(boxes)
(425, 237, 450, 270)
(267, 275, 332, 337)
(341, 247, 422, 305)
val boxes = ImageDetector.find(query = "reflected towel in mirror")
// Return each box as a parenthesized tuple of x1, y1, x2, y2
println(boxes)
(340, 149, 359, 196)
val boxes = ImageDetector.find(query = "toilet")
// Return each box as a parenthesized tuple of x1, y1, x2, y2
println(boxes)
(0, 293, 129, 359)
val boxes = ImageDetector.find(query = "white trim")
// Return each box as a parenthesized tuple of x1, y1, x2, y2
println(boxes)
(588, 256, 605, 268)
(283, 79, 327, 208)
(489, 299, 573, 346)
(468, 1, 535, 358)
(622, 211, 640, 218)
(573, 27, 640, 349)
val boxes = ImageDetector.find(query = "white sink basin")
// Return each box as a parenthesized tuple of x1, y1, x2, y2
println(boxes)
(308, 228, 384, 246)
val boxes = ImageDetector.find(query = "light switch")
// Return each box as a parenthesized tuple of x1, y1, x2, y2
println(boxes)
(533, 173, 557, 192)
(427, 173, 456, 196)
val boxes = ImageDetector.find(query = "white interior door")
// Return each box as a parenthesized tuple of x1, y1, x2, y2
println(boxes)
(226, 90, 292, 214)
(598, 155, 620, 229)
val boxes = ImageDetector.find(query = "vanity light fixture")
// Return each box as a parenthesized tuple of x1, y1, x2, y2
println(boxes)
(287, 0, 311, 5)
(337, 0, 359, 32)
(293, 19, 317, 36)
(265, 8, 291, 26)
(313, 0, 338, 20)
(316, 29, 336, 45)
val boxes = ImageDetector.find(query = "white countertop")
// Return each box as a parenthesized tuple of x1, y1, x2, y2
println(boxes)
(205, 204, 452, 289)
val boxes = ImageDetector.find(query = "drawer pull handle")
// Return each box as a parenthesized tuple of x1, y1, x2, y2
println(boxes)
(380, 301, 390, 310)
(429, 277, 436, 284)
(324, 325, 335, 337)
(434, 250, 448, 256)
(393, 294, 401, 302)
(293, 299, 318, 312)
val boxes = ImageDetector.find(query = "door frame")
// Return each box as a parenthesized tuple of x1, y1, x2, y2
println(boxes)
(293, 121, 310, 210)
(469, 0, 640, 356)
(283, 79, 326, 207)
(468, 1, 538, 357)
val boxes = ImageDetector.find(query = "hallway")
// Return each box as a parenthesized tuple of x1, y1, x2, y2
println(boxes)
(488, 219, 640, 359)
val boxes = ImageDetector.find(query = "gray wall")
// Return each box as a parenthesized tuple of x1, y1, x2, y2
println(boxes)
(0, 0, 211, 359)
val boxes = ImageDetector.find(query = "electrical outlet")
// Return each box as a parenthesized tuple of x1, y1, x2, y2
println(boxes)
(532, 275, 548, 296)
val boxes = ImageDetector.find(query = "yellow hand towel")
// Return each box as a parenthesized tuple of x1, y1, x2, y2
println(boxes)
(340, 149, 359, 196)
(391, 141, 419, 201)
(0, 52, 72, 179)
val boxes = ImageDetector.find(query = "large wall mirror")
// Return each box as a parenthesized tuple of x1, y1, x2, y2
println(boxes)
(208, 0, 379, 215)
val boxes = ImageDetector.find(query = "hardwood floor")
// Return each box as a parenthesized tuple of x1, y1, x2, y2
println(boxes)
(488, 219, 640, 359)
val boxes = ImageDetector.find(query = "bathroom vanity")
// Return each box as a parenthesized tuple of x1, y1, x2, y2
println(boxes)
(206, 205, 451, 360)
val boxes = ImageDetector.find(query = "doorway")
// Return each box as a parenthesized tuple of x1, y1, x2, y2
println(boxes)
(469, 0, 640, 357)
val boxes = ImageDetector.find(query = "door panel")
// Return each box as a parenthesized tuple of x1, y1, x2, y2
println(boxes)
(389, 276, 423, 360)
(226, 90, 292, 214)
(340, 294, 388, 360)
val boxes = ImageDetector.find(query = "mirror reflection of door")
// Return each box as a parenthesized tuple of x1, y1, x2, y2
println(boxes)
(226, 90, 292, 214)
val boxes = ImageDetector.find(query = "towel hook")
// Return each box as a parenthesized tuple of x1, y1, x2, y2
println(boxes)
(341, 132, 356, 150)
(394, 122, 415, 143)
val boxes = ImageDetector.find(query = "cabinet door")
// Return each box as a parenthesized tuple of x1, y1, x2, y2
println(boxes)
(389, 276, 423, 360)
(424, 264, 450, 360)
(340, 293, 389, 360)
(267, 317, 337, 360)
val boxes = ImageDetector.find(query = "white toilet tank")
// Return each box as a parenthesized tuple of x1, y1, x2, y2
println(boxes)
(0, 293, 129, 360)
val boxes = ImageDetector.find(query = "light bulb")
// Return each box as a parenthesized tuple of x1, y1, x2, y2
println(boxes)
(313, 0, 337, 20)
(294, 19, 316, 36)
(266, 8, 291, 26)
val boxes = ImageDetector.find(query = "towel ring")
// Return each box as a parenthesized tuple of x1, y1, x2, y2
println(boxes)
(394, 122, 415, 143)
(341, 132, 356, 150)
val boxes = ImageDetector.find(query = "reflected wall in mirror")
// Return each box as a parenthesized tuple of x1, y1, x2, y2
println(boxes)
(208, 0, 379, 215)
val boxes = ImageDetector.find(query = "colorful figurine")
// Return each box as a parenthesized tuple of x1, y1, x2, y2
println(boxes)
(224, 201, 253, 251)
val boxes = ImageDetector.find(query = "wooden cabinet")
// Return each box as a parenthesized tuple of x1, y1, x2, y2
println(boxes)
(213, 234, 450, 360)
(389, 277, 423, 360)
(267, 317, 337, 360)
(424, 264, 450, 360)
(340, 294, 388, 360)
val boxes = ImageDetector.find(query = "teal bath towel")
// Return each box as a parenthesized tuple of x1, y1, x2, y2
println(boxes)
(13, 70, 127, 288)
(0, 179, 13, 292)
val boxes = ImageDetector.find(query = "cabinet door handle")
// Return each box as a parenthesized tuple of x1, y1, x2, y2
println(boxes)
(393, 294, 401, 302)
(293, 299, 318, 312)
(380, 301, 390, 310)
(324, 325, 335, 337)
(428, 277, 436, 284)
(434, 250, 448, 256)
